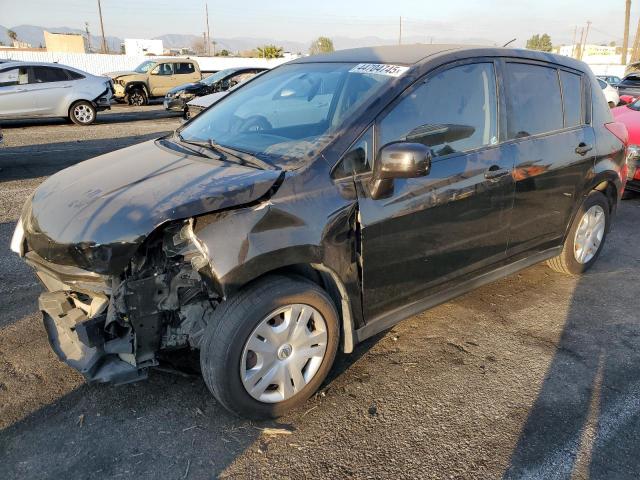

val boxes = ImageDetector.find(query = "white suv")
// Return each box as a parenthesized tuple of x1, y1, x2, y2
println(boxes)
(0, 61, 113, 125)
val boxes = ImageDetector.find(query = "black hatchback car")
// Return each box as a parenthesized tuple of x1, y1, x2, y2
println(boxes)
(11, 45, 627, 419)
(163, 67, 267, 113)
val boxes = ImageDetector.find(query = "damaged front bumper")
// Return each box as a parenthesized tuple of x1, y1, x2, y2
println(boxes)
(40, 291, 147, 384)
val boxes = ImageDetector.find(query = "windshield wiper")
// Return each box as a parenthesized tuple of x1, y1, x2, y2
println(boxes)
(176, 133, 275, 170)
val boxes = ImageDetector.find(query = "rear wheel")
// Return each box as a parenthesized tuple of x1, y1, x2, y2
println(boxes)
(200, 275, 339, 419)
(69, 100, 96, 125)
(547, 190, 610, 275)
(126, 88, 147, 106)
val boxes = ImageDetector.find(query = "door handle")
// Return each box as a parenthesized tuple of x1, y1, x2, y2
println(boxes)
(484, 166, 510, 180)
(575, 143, 593, 156)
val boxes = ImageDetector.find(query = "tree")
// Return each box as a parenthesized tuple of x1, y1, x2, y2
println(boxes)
(609, 41, 616, 47)
(525, 33, 553, 52)
(217, 49, 230, 56)
(256, 44, 283, 59)
(8, 30, 18, 41)
(309, 36, 334, 55)
(191, 38, 206, 55)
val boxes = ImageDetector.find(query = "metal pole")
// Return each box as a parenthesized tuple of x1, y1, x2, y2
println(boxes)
(631, 17, 640, 62)
(623, 0, 632, 64)
(205, 3, 211, 56)
(571, 25, 577, 58)
(97, 0, 107, 53)
(85, 22, 92, 53)
(399, 16, 402, 45)
(582, 20, 591, 60)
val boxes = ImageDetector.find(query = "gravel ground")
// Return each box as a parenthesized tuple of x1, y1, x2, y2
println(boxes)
(1, 105, 640, 479)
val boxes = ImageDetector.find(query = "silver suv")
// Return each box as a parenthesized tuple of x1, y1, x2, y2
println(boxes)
(0, 61, 113, 125)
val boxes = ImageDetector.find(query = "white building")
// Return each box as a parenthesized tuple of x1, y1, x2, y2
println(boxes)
(123, 39, 164, 56)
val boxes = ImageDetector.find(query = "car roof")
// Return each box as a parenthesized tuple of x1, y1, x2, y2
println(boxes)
(290, 44, 587, 70)
(0, 60, 88, 72)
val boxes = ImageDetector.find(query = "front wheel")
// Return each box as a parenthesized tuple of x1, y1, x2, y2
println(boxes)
(200, 275, 339, 419)
(69, 101, 96, 125)
(126, 88, 148, 106)
(547, 190, 610, 275)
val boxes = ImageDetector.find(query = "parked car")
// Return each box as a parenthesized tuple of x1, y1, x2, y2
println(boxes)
(615, 73, 640, 99)
(11, 45, 627, 419)
(597, 75, 621, 87)
(598, 78, 620, 107)
(106, 59, 201, 106)
(164, 67, 267, 114)
(0, 61, 112, 125)
(612, 100, 640, 196)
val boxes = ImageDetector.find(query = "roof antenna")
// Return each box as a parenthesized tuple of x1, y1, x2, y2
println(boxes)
(503, 38, 517, 47)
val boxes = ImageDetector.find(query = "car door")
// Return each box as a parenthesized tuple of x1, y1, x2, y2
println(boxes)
(501, 61, 595, 256)
(27, 66, 74, 115)
(354, 61, 515, 320)
(148, 63, 174, 96)
(0, 66, 34, 117)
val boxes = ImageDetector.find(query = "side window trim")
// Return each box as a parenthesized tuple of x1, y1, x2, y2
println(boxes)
(374, 58, 501, 165)
(331, 123, 375, 180)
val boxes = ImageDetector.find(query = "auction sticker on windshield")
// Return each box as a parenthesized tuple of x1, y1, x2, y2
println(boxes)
(349, 63, 410, 77)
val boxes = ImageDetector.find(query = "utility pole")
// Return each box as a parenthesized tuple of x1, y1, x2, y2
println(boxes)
(97, 0, 107, 53)
(571, 25, 577, 58)
(399, 16, 402, 45)
(205, 2, 212, 56)
(202, 32, 207, 55)
(581, 20, 592, 59)
(623, 0, 632, 64)
(85, 22, 92, 53)
(632, 17, 640, 62)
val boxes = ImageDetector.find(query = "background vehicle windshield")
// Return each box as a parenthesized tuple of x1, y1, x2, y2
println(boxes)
(179, 62, 396, 168)
(134, 61, 156, 73)
(201, 69, 237, 85)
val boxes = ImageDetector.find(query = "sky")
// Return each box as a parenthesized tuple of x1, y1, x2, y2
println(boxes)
(0, 0, 629, 46)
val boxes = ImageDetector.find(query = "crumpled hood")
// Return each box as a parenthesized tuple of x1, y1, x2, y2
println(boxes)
(105, 70, 140, 80)
(167, 82, 203, 95)
(25, 139, 282, 274)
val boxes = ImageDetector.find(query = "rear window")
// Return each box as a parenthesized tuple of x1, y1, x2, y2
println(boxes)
(175, 63, 195, 74)
(64, 69, 85, 80)
(30, 66, 69, 83)
(560, 71, 583, 127)
(621, 75, 640, 85)
(504, 63, 563, 138)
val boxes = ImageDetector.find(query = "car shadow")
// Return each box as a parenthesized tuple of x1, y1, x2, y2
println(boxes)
(503, 197, 640, 479)
(0, 320, 384, 480)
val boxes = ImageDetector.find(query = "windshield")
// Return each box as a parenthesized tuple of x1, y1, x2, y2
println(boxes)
(179, 62, 396, 168)
(201, 69, 238, 86)
(134, 61, 156, 73)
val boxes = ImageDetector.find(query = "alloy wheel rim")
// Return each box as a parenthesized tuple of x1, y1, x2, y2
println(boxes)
(574, 205, 605, 264)
(131, 93, 143, 106)
(73, 104, 94, 123)
(240, 304, 328, 403)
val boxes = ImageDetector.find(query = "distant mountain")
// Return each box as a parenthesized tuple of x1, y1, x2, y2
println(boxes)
(0, 24, 495, 55)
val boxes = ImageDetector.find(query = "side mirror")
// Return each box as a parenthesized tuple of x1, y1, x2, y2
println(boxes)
(370, 142, 432, 199)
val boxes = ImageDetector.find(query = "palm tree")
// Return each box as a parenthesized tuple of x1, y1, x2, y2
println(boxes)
(8, 30, 18, 42)
(256, 45, 283, 59)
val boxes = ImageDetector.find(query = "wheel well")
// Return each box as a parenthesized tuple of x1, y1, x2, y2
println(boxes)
(248, 263, 356, 354)
(593, 180, 617, 213)
(125, 83, 148, 95)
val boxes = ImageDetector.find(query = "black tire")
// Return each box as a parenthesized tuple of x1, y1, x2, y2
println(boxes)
(68, 100, 96, 125)
(547, 190, 610, 275)
(200, 275, 339, 419)
(126, 88, 148, 106)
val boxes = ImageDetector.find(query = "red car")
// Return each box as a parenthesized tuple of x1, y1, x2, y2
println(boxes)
(612, 101, 640, 197)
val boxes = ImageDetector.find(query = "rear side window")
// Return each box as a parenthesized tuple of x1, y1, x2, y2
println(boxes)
(153, 63, 174, 75)
(0, 67, 28, 86)
(175, 63, 195, 74)
(504, 63, 563, 138)
(560, 71, 583, 127)
(379, 62, 498, 158)
(30, 66, 69, 83)
(64, 69, 85, 80)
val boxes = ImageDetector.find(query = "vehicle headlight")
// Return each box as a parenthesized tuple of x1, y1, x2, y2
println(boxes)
(10, 218, 25, 256)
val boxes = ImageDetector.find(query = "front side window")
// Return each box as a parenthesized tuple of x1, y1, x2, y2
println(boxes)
(179, 62, 394, 168)
(504, 63, 563, 139)
(379, 62, 498, 158)
(134, 61, 156, 73)
(0, 67, 28, 87)
(30, 67, 69, 83)
(560, 71, 583, 127)
(152, 63, 173, 76)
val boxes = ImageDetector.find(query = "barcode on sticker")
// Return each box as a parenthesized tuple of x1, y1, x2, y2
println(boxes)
(349, 64, 410, 77)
